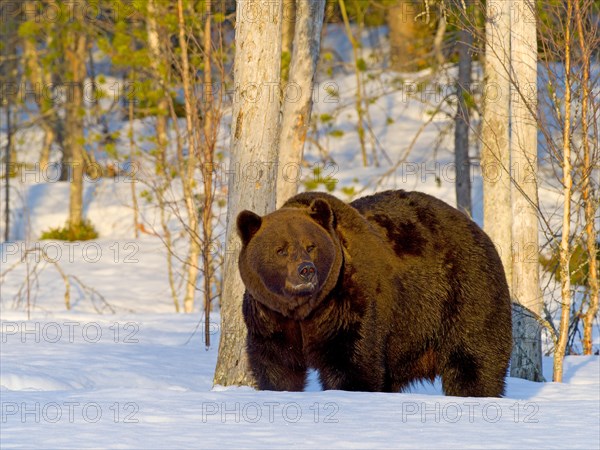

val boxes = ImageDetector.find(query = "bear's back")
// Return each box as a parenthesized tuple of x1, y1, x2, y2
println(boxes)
(351, 190, 510, 312)
(351, 190, 499, 261)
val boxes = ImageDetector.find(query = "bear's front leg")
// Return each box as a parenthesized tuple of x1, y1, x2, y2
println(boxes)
(309, 330, 386, 392)
(317, 362, 384, 392)
(246, 331, 307, 391)
(243, 293, 308, 391)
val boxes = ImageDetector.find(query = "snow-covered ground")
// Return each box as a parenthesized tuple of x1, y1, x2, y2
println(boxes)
(1, 24, 599, 449)
(1, 309, 599, 448)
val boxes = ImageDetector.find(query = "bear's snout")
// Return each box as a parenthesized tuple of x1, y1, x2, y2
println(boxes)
(298, 262, 316, 282)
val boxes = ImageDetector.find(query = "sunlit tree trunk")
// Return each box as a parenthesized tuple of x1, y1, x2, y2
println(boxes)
(201, 0, 216, 346)
(22, 33, 56, 170)
(553, 0, 573, 383)
(510, 0, 543, 382)
(574, 0, 598, 357)
(388, 0, 420, 71)
(482, 0, 512, 285)
(127, 70, 140, 239)
(64, 29, 87, 228)
(276, 0, 326, 207)
(214, 0, 283, 387)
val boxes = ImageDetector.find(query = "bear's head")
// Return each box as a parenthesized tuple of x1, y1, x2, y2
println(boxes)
(237, 199, 343, 320)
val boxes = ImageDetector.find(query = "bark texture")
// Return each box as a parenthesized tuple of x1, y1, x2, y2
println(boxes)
(64, 29, 87, 227)
(214, 0, 284, 387)
(482, 0, 512, 285)
(509, 0, 543, 382)
(554, 0, 573, 383)
(454, 3, 473, 216)
(276, 0, 326, 207)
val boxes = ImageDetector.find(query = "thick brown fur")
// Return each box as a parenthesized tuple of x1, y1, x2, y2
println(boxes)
(237, 190, 512, 396)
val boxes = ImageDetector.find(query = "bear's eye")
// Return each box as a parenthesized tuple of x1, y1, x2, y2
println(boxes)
(306, 244, 316, 253)
(277, 248, 288, 257)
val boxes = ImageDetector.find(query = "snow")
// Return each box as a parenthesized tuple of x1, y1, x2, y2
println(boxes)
(1, 310, 599, 448)
(2, 24, 599, 450)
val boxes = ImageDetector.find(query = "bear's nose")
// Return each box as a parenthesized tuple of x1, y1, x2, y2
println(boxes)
(298, 262, 316, 282)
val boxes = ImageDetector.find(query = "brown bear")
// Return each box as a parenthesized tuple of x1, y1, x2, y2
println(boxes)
(237, 190, 512, 396)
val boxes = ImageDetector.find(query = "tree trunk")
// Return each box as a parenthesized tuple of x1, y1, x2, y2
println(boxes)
(40, 126, 55, 170)
(482, 0, 542, 381)
(509, 0, 543, 382)
(575, 0, 598, 357)
(128, 72, 140, 239)
(49, 33, 65, 168)
(553, 0, 573, 382)
(4, 105, 11, 242)
(1, 7, 18, 242)
(432, 7, 447, 69)
(64, 30, 88, 228)
(387, 0, 421, 71)
(214, 0, 283, 387)
(276, 0, 326, 207)
(482, 0, 512, 285)
(22, 35, 56, 170)
(454, 3, 473, 216)
(201, 0, 215, 347)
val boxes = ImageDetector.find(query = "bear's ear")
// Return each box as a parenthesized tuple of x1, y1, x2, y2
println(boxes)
(309, 198, 335, 230)
(237, 210, 262, 245)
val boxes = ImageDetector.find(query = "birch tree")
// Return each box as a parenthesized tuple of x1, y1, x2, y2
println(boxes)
(554, 0, 573, 383)
(481, 0, 542, 381)
(214, 0, 284, 387)
(574, 0, 599, 357)
(529, 0, 599, 365)
(509, 0, 543, 382)
(200, 0, 218, 346)
(276, 0, 326, 207)
(482, 0, 512, 287)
